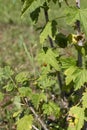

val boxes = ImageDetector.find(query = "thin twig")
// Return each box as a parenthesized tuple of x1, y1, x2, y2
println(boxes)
(43, 2, 68, 107)
(24, 98, 48, 130)
(32, 125, 39, 130)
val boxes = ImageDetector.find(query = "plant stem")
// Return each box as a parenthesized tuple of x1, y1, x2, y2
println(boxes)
(43, 2, 63, 93)
(30, 107, 48, 130)
(32, 125, 39, 130)
(43, 3, 54, 48)
(75, 0, 82, 99)
(76, 1, 87, 129)
(24, 98, 48, 130)
(57, 71, 63, 93)
(75, 1, 82, 67)
(75, 20, 82, 67)
(77, 49, 82, 67)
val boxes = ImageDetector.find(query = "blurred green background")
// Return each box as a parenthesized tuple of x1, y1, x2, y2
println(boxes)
(0, 0, 39, 72)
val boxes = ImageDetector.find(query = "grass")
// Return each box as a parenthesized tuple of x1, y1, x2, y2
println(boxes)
(0, 0, 39, 73)
(0, 24, 38, 71)
(0, 0, 31, 24)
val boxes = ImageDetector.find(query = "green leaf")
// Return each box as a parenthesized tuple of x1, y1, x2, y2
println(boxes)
(61, 57, 76, 69)
(38, 74, 56, 90)
(21, 0, 45, 15)
(40, 22, 52, 44)
(0, 92, 4, 101)
(30, 7, 40, 23)
(0, 66, 14, 82)
(31, 93, 47, 109)
(18, 87, 32, 97)
(68, 106, 84, 130)
(55, 33, 67, 48)
(79, 8, 87, 36)
(42, 101, 60, 117)
(65, 7, 79, 24)
(73, 69, 87, 90)
(13, 96, 21, 110)
(13, 110, 21, 118)
(82, 90, 87, 109)
(64, 66, 77, 85)
(3, 66, 14, 78)
(38, 48, 60, 71)
(65, 67, 87, 90)
(46, 49, 59, 71)
(4, 82, 14, 92)
(16, 115, 33, 130)
(40, 21, 57, 44)
(21, 0, 35, 15)
(15, 71, 29, 84)
(65, 7, 87, 36)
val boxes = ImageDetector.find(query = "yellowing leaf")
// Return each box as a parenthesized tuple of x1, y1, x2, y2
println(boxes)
(16, 115, 33, 130)
(13, 110, 21, 118)
(68, 106, 84, 130)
